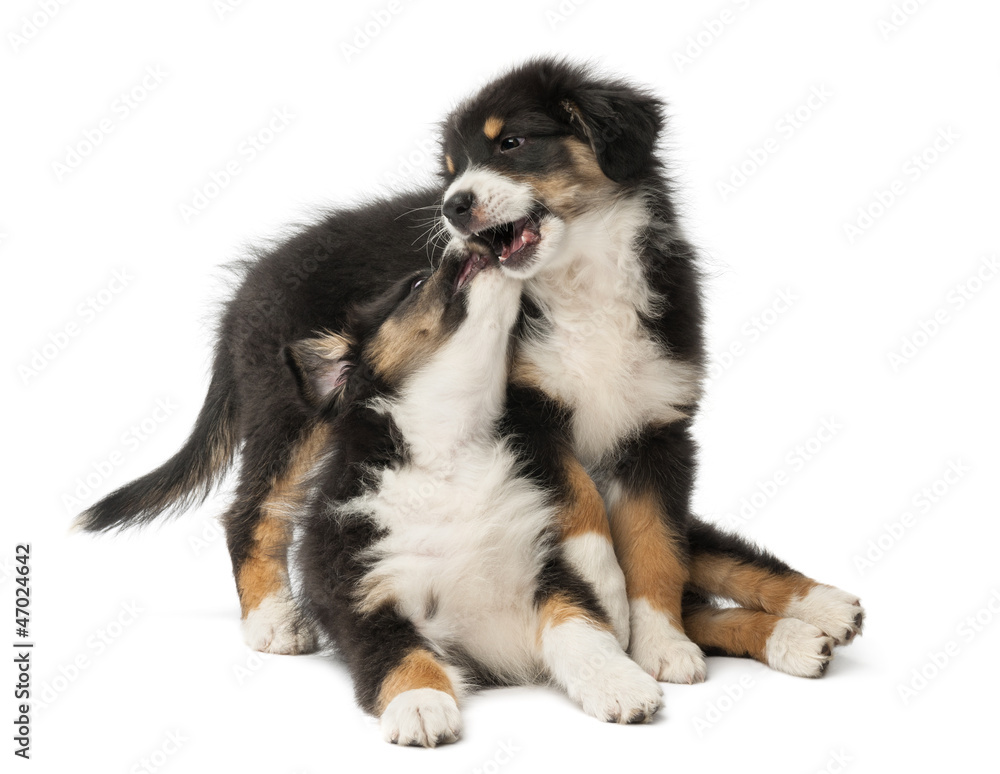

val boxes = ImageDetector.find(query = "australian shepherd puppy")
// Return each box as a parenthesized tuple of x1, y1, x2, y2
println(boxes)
(76, 58, 862, 690)
(436, 60, 864, 682)
(287, 244, 660, 745)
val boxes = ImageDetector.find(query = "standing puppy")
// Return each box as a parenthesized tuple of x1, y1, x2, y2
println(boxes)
(288, 245, 660, 746)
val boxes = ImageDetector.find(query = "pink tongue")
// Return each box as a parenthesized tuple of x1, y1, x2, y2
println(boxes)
(458, 261, 471, 286)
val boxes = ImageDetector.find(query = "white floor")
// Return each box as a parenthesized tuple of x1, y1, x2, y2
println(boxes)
(17, 505, 989, 773)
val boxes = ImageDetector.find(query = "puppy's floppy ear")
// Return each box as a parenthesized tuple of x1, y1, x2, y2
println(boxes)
(559, 84, 663, 183)
(283, 332, 354, 407)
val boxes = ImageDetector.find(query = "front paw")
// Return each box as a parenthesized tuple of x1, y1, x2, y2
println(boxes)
(381, 689, 461, 747)
(575, 657, 663, 724)
(629, 600, 707, 684)
(784, 585, 865, 646)
(242, 593, 318, 655)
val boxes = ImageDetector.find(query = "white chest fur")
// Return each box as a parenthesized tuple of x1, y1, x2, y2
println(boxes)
(346, 439, 556, 683)
(521, 202, 702, 466)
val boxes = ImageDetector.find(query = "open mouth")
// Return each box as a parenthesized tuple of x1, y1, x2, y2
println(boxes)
(454, 251, 494, 294)
(477, 208, 543, 272)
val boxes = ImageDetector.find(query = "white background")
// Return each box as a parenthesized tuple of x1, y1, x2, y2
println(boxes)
(3, 1, 999, 772)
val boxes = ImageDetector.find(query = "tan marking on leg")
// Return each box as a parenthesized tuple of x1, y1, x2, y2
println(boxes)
(559, 457, 611, 539)
(445, 154, 455, 175)
(237, 424, 331, 617)
(683, 604, 781, 664)
(688, 553, 816, 616)
(536, 593, 609, 645)
(482, 116, 504, 140)
(377, 648, 456, 714)
(608, 492, 688, 628)
(237, 517, 288, 617)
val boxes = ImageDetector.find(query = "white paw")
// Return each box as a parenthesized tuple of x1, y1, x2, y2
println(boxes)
(573, 656, 663, 724)
(629, 599, 707, 684)
(784, 585, 865, 646)
(242, 594, 318, 655)
(563, 534, 631, 650)
(766, 618, 835, 678)
(380, 689, 461, 747)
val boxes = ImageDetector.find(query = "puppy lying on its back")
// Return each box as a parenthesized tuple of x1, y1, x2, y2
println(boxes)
(285, 244, 661, 746)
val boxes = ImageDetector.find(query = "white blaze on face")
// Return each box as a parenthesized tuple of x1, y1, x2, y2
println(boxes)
(443, 167, 535, 238)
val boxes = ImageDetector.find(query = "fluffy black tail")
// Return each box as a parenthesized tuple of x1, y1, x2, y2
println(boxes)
(74, 361, 239, 532)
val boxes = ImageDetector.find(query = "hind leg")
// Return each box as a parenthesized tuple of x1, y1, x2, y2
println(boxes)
(683, 593, 834, 678)
(688, 518, 865, 645)
(225, 421, 328, 654)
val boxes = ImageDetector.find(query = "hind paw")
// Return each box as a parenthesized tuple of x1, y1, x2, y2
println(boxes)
(785, 585, 865, 646)
(765, 619, 835, 678)
(242, 594, 318, 655)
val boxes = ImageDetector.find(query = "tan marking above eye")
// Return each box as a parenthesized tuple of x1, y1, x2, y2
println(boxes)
(445, 154, 455, 175)
(483, 116, 504, 140)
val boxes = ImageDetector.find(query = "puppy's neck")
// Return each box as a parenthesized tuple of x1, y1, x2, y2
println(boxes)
(385, 315, 513, 468)
(528, 195, 658, 319)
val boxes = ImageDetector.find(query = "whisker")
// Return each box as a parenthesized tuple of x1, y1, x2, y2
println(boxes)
(394, 204, 444, 222)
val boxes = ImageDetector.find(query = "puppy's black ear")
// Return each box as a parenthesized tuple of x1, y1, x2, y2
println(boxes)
(283, 332, 354, 408)
(560, 84, 663, 183)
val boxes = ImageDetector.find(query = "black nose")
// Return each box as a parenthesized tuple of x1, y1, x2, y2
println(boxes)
(443, 191, 475, 230)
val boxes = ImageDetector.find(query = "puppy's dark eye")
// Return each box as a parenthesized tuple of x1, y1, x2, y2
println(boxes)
(499, 136, 525, 152)
(410, 277, 426, 291)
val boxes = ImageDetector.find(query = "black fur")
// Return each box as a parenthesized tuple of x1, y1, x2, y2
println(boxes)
(610, 419, 699, 550)
(500, 382, 575, 496)
(442, 58, 665, 186)
(297, 499, 419, 713)
(688, 517, 797, 577)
